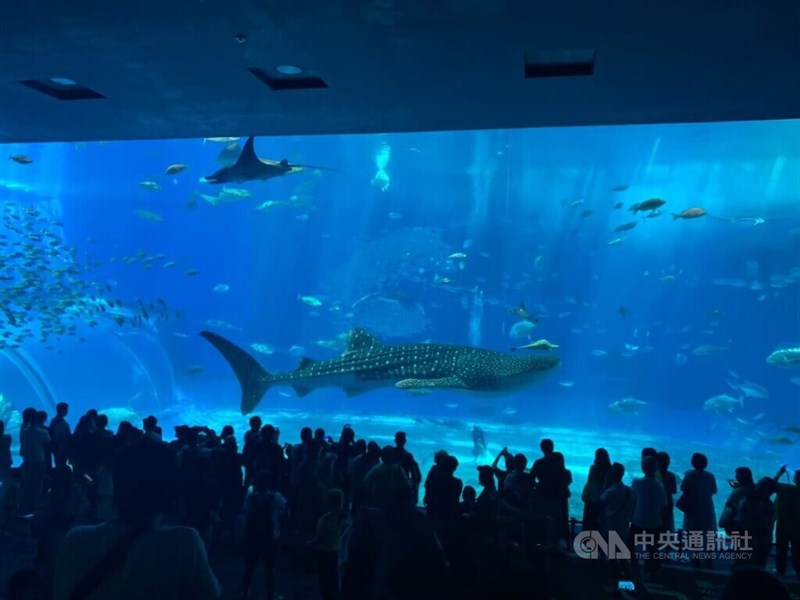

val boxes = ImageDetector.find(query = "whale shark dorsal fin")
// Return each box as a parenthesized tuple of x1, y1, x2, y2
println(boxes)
(298, 357, 316, 370)
(347, 328, 380, 352)
(234, 136, 258, 167)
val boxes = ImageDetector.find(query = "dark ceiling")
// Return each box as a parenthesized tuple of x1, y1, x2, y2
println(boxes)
(1, 0, 799, 144)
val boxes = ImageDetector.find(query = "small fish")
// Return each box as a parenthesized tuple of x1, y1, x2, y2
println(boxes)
(558, 381, 575, 388)
(613, 201, 624, 209)
(9, 155, 33, 165)
(692, 344, 729, 356)
(163, 261, 176, 268)
(299, 294, 323, 307)
(591, 349, 608, 357)
(256, 200, 286, 211)
(730, 216, 765, 226)
(388, 212, 402, 220)
(630, 198, 666, 214)
(615, 221, 637, 232)
(673, 207, 707, 220)
(660, 275, 677, 282)
(138, 181, 162, 191)
(212, 283, 230, 293)
(619, 306, 628, 318)
(646, 210, 662, 218)
(609, 397, 646, 414)
(215, 141, 242, 167)
(610, 184, 629, 192)
(508, 300, 536, 322)
(511, 339, 559, 351)
(448, 252, 467, 260)
(220, 187, 251, 199)
(164, 164, 188, 175)
(580, 209, 593, 218)
(568, 199, 584, 207)
(205, 319, 241, 331)
(134, 209, 164, 222)
(186, 365, 205, 374)
(204, 137, 241, 144)
(434, 276, 456, 285)
(608, 237, 626, 246)
(250, 342, 275, 355)
(185, 268, 199, 276)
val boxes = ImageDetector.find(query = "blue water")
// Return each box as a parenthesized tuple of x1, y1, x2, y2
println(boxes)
(1, 119, 799, 520)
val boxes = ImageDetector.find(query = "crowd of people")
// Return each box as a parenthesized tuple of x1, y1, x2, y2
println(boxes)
(0, 402, 797, 599)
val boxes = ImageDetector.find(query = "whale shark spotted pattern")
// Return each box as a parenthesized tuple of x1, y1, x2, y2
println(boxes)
(200, 328, 561, 414)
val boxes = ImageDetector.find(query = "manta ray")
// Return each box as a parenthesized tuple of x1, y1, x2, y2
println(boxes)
(201, 135, 332, 184)
(200, 329, 561, 414)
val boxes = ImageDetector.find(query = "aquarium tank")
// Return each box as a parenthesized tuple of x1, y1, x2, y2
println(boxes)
(1, 119, 799, 523)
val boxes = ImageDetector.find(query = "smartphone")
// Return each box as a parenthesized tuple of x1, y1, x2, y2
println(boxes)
(618, 580, 635, 592)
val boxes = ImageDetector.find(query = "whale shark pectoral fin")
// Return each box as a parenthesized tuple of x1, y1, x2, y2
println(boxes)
(395, 376, 468, 390)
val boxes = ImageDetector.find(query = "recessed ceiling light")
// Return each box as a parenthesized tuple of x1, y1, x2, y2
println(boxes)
(50, 77, 77, 86)
(276, 65, 303, 76)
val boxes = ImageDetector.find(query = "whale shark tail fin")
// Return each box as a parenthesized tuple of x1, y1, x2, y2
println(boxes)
(200, 331, 271, 414)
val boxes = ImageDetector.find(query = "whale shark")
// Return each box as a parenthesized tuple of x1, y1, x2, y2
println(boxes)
(200, 136, 331, 184)
(200, 328, 561, 414)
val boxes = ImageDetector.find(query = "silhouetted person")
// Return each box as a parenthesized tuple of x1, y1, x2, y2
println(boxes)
(471, 426, 487, 458)
(20, 411, 49, 512)
(502, 451, 531, 509)
(50, 403, 71, 470)
(582, 448, 611, 531)
(680, 452, 717, 568)
(53, 438, 221, 599)
(142, 415, 160, 442)
(739, 477, 776, 568)
(719, 466, 755, 535)
(656, 451, 677, 532)
(242, 415, 262, 487)
(394, 431, 422, 505)
(242, 472, 285, 600)
(0, 419, 11, 483)
(630, 455, 665, 577)
(425, 454, 463, 521)
(310, 488, 345, 600)
(773, 465, 800, 577)
(460, 485, 477, 516)
(350, 441, 380, 515)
